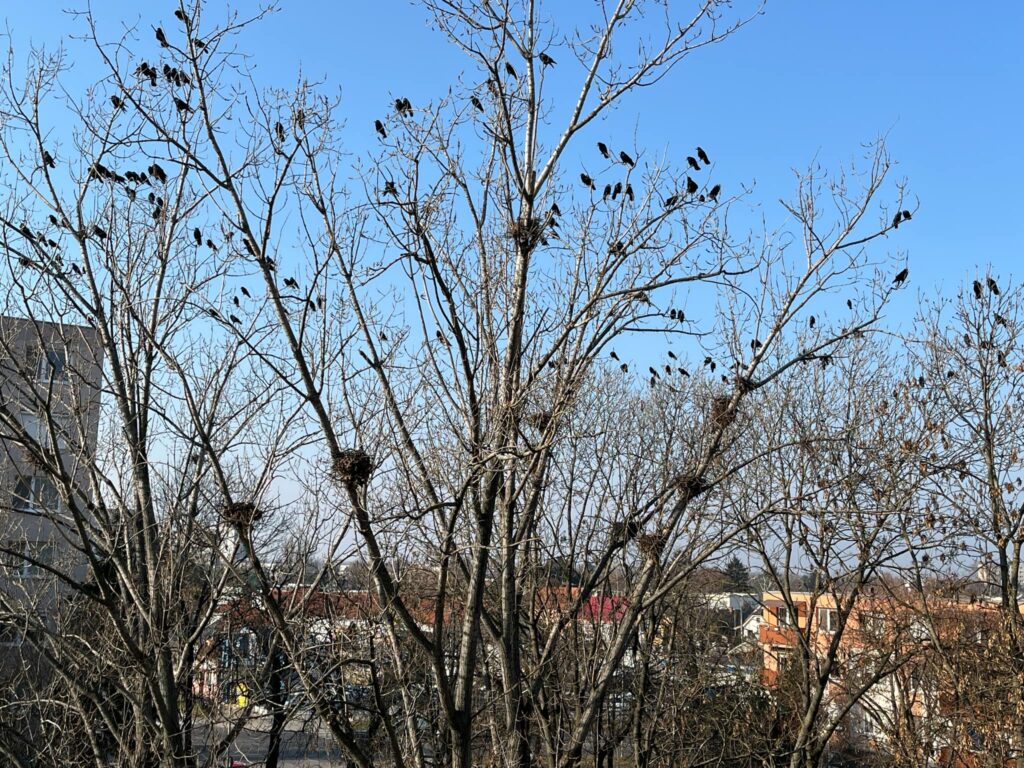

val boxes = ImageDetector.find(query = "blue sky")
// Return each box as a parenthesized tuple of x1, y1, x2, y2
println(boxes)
(4, 1, 1023, 325)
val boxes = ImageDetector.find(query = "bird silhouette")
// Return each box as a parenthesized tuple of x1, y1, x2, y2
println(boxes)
(471, 96, 484, 112)
(649, 366, 659, 378)
(206, 239, 217, 251)
(538, 52, 556, 67)
(892, 212, 901, 229)
(174, 9, 185, 21)
(667, 350, 677, 360)
(665, 195, 678, 208)
(193, 227, 202, 246)
(603, 184, 611, 201)
(240, 286, 251, 298)
(619, 151, 635, 167)
(708, 184, 721, 202)
(809, 315, 816, 328)
(436, 329, 450, 346)
(580, 173, 595, 190)
(382, 181, 397, 196)
(988, 277, 1000, 295)
(93, 225, 107, 240)
(686, 176, 698, 195)
(610, 350, 619, 360)
(973, 280, 983, 299)
(229, 314, 241, 325)
(620, 363, 628, 372)
(42, 150, 56, 169)
(375, 120, 387, 139)
(598, 142, 610, 159)
(612, 182, 622, 199)
(902, 210, 911, 221)
(295, 109, 306, 132)
(284, 277, 298, 289)
(696, 146, 710, 165)
(679, 368, 689, 377)
(625, 184, 634, 202)
(505, 62, 517, 79)
(232, 296, 240, 307)
(847, 299, 853, 310)
(687, 156, 700, 171)
(149, 163, 168, 183)
(550, 203, 561, 217)
(275, 122, 285, 143)
(155, 27, 169, 47)
(207, 309, 219, 320)
(893, 268, 909, 286)
(111, 95, 125, 111)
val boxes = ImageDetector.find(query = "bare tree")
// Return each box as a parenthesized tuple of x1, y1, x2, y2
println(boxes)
(0, 2, 919, 767)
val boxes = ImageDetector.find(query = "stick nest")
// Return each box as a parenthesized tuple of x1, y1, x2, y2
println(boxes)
(332, 449, 375, 487)
(638, 531, 667, 559)
(221, 501, 264, 527)
(709, 395, 737, 430)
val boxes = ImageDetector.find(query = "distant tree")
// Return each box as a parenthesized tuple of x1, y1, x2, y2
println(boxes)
(723, 556, 752, 591)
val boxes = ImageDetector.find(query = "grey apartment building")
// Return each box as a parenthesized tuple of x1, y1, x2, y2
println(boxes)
(0, 316, 103, 645)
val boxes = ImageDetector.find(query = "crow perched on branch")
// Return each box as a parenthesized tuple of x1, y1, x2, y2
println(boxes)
(893, 268, 909, 286)
(538, 52, 556, 67)
(155, 27, 169, 47)
(580, 173, 595, 190)
(597, 142, 610, 159)
(619, 151, 635, 167)
(375, 120, 387, 139)
(696, 146, 710, 165)
(505, 62, 518, 79)
(687, 156, 701, 171)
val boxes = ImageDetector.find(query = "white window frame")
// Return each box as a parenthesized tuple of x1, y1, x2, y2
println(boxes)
(12, 476, 60, 515)
(816, 607, 840, 633)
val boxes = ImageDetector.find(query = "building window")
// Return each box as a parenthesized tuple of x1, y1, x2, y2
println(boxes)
(816, 607, 839, 633)
(0, 539, 54, 578)
(20, 413, 51, 449)
(36, 348, 67, 381)
(859, 611, 886, 636)
(12, 477, 59, 515)
(777, 606, 794, 626)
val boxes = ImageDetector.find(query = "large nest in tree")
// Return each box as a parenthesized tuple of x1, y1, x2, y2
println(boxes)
(709, 394, 737, 430)
(638, 531, 667, 560)
(525, 409, 554, 432)
(672, 473, 708, 501)
(221, 501, 264, 527)
(610, 518, 641, 544)
(331, 449, 374, 487)
(510, 216, 546, 253)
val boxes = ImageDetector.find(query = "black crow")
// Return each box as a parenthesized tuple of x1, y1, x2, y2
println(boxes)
(610, 350, 619, 360)
(973, 280, 983, 299)
(686, 176, 698, 195)
(686, 156, 700, 171)
(550, 203, 561, 217)
(284, 277, 298, 289)
(893, 268, 909, 286)
(988, 277, 1000, 295)
(382, 180, 397, 196)
(619, 151, 635, 167)
(42, 150, 56, 169)
(538, 52, 555, 67)
(603, 184, 611, 201)
(240, 286, 251, 298)
(111, 95, 125, 111)
(625, 184, 634, 202)
(597, 142, 610, 159)
(375, 120, 387, 139)
(275, 122, 285, 143)
(229, 314, 241, 325)
(505, 61, 517, 79)
(155, 27, 169, 47)
(471, 96, 484, 112)
(665, 195, 678, 207)
(93, 225, 107, 240)
(892, 212, 901, 229)
(580, 173, 595, 189)
(708, 184, 721, 202)
(193, 227, 202, 246)
(696, 146, 710, 165)
(612, 182, 622, 199)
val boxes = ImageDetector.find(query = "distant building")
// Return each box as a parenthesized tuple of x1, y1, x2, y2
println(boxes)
(0, 316, 103, 646)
